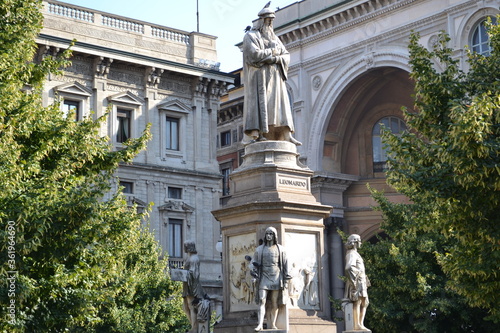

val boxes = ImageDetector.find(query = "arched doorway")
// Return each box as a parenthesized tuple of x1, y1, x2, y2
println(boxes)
(324, 66, 414, 236)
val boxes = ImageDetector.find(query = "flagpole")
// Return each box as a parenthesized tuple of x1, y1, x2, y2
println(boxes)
(196, 0, 199, 32)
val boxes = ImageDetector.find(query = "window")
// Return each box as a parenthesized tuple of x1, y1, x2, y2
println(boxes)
(238, 125, 244, 141)
(372, 117, 407, 172)
(168, 218, 183, 258)
(166, 116, 179, 150)
(62, 100, 80, 120)
(108, 92, 143, 146)
(232, 129, 238, 144)
(472, 17, 497, 56)
(158, 99, 191, 156)
(119, 181, 134, 194)
(168, 187, 182, 199)
(116, 109, 131, 143)
(221, 130, 231, 147)
(238, 149, 245, 167)
(55, 82, 92, 121)
(221, 167, 231, 196)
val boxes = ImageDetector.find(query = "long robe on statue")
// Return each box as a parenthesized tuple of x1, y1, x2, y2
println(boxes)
(242, 28, 294, 136)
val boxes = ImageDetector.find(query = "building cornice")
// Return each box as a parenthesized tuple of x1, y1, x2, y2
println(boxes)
(311, 172, 359, 191)
(276, 0, 417, 46)
(37, 33, 234, 82)
(284, 1, 481, 71)
(119, 162, 222, 179)
(278, 0, 485, 71)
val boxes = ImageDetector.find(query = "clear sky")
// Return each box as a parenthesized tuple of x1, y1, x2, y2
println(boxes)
(58, 0, 298, 72)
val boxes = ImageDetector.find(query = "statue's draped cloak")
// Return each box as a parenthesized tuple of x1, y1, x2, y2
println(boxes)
(344, 249, 370, 302)
(183, 254, 206, 300)
(252, 243, 291, 305)
(242, 29, 294, 135)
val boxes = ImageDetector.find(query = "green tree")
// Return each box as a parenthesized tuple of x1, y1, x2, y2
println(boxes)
(0, 1, 189, 331)
(378, 19, 500, 323)
(362, 190, 496, 332)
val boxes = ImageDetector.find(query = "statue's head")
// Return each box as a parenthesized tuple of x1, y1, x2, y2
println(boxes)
(256, 2, 276, 31)
(258, 3, 276, 20)
(184, 240, 197, 254)
(346, 234, 362, 249)
(264, 226, 278, 245)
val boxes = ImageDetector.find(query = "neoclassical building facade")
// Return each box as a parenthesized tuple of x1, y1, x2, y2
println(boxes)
(217, 0, 500, 327)
(37, 0, 234, 313)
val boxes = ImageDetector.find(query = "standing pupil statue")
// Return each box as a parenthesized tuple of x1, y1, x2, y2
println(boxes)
(251, 227, 291, 331)
(242, 2, 301, 146)
(182, 240, 210, 333)
(344, 234, 370, 331)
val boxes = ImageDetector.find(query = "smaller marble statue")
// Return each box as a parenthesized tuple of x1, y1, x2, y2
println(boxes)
(182, 240, 210, 333)
(251, 227, 291, 331)
(344, 234, 370, 331)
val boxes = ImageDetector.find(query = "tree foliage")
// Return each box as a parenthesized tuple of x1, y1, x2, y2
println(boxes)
(362, 190, 496, 332)
(0, 1, 189, 331)
(377, 18, 500, 323)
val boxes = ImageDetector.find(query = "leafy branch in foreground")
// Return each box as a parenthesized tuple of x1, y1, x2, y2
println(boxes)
(377, 19, 500, 323)
(0, 1, 189, 331)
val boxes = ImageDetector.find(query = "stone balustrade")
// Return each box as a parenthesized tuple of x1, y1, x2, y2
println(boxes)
(151, 26, 190, 45)
(102, 15, 145, 34)
(47, 1, 94, 22)
(45, 0, 190, 45)
(168, 259, 185, 269)
(41, 0, 220, 69)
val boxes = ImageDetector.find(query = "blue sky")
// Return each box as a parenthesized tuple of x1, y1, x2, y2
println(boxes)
(59, 0, 297, 72)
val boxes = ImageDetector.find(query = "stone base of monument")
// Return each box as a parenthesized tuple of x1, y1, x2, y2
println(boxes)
(212, 141, 337, 333)
(342, 301, 371, 333)
(342, 301, 354, 331)
(195, 321, 210, 333)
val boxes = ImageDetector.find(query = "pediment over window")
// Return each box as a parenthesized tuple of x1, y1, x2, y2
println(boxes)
(157, 99, 191, 114)
(107, 91, 144, 106)
(54, 81, 92, 97)
(158, 200, 194, 213)
(124, 196, 147, 208)
(132, 197, 147, 208)
(181, 202, 195, 213)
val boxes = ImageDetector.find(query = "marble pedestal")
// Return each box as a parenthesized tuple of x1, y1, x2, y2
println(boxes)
(212, 141, 337, 333)
(342, 301, 371, 333)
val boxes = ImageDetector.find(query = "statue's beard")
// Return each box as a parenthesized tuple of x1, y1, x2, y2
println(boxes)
(261, 23, 276, 41)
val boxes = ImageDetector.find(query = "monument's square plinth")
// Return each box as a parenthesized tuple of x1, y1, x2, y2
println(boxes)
(227, 141, 318, 207)
(212, 141, 337, 333)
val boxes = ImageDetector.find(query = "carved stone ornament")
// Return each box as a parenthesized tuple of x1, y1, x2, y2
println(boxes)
(146, 67, 164, 88)
(94, 57, 113, 78)
(312, 75, 323, 90)
(428, 34, 439, 50)
(158, 200, 194, 213)
(364, 53, 374, 69)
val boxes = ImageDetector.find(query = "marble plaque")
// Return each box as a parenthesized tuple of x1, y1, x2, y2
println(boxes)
(228, 233, 258, 312)
(285, 232, 320, 310)
(170, 268, 188, 282)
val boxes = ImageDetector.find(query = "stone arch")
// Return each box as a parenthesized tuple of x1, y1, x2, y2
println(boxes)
(307, 48, 411, 171)
(366, 231, 389, 245)
(360, 223, 382, 242)
(456, 5, 500, 50)
(285, 80, 298, 104)
(336, 82, 403, 175)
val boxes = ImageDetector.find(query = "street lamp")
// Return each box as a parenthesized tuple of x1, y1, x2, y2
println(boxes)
(215, 235, 223, 255)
